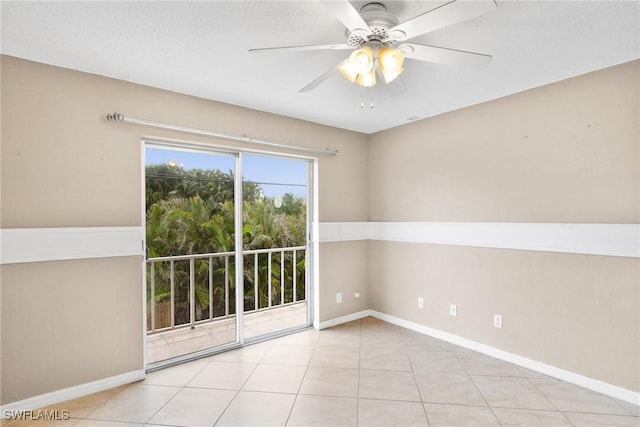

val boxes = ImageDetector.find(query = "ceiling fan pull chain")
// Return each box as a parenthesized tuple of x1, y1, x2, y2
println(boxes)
(359, 99, 375, 109)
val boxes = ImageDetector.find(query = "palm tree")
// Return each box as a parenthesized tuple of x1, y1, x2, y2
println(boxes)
(145, 163, 308, 326)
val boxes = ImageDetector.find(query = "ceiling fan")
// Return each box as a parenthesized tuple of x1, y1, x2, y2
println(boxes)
(249, 0, 497, 93)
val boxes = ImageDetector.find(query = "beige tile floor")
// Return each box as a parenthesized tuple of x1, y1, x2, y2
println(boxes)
(4, 317, 639, 427)
(147, 303, 308, 364)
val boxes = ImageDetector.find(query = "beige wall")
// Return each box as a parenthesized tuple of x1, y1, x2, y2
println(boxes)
(319, 241, 370, 322)
(1, 258, 143, 402)
(2, 54, 638, 404)
(0, 56, 369, 228)
(370, 61, 639, 223)
(369, 242, 640, 391)
(368, 60, 640, 392)
(0, 55, 369, 403)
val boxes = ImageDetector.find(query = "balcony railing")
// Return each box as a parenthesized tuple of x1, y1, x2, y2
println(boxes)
(146, 246, 306, 333)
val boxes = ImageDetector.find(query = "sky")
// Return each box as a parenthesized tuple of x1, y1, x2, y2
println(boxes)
(145, 146, 308, 198)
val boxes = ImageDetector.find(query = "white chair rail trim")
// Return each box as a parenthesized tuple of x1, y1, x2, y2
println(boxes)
(2, 222, 637, 264)
(0, 227, 144, 265)
(319, 222, 640, 258)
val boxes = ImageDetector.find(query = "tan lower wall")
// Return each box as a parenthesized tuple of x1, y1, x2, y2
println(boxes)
(319, 241, 370, 322)
(369, 241, 640, 392)
(1, 257, 143, 403)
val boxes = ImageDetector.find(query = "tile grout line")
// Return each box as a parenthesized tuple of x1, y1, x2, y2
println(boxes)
(356, 319, 362, 427)
(404, 331, 434, 427)
(522, 375, 577, 426)
(282, 333, 316, 427)
(455, 350, 504, 426)
(78, 381, 138, 424)
(141, 384, 184, 426)
(212, 345, 267, 427)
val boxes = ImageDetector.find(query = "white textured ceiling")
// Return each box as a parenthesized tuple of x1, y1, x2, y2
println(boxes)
(1, 1, 639, 134)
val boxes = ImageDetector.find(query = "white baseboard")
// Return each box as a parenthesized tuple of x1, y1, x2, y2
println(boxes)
(0, 369, 145, 413)
(318, 309, 373, 330)
(319, 310, 639, 406)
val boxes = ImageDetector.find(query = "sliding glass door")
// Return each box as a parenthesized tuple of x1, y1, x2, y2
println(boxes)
(241, 154, 310, 340)
(144, 144, 312, 367)
(144, 146, 239, 365)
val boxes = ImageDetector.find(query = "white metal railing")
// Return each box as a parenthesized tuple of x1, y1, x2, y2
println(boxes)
(146, 246, 306, 333)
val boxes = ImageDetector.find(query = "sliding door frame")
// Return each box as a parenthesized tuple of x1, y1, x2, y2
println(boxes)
(142, 137, 317, 370)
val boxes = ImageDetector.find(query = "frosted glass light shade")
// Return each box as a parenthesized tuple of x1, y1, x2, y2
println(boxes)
(338, 60, 359, 82)
(350, 46, 374, 74)
(356, 68, 376, 87)
(378, 47, 405, 83)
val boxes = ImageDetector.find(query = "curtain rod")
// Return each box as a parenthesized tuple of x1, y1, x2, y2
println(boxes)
(105, 112, 339, 156)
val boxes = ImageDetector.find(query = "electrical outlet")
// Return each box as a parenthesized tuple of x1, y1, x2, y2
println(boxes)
(449, 304, 457, 316)
(354, 291, 360, 298)
(494, 314, 503, 329)
(418, 297, 424, 309)
(336, 292, 343, 303)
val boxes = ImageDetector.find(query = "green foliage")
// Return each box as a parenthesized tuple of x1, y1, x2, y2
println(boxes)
(145, 163, 307, 328)
(145, 163, 305, 256)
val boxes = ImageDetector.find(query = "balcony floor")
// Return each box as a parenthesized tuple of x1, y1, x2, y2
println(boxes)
(146, 302, 308, 364)
(18, 317, 639, 427)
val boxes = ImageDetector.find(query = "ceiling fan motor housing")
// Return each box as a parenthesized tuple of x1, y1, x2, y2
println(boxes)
(346, 2, 400, 48)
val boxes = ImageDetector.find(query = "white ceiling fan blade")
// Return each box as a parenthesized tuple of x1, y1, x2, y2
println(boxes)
(299, 60, 347, 93)
(318, 0, 371, 36)
(401, 43, 492, 69)
(249, 43, 352, 54)
(389, 0, 496, 41)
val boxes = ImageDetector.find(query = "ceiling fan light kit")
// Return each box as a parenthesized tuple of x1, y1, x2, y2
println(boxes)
(249, 0, 497, 92)
(338, 44, 405, 87)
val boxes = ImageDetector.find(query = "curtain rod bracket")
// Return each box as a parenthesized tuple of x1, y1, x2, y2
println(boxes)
(106, 112, 125, 122)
